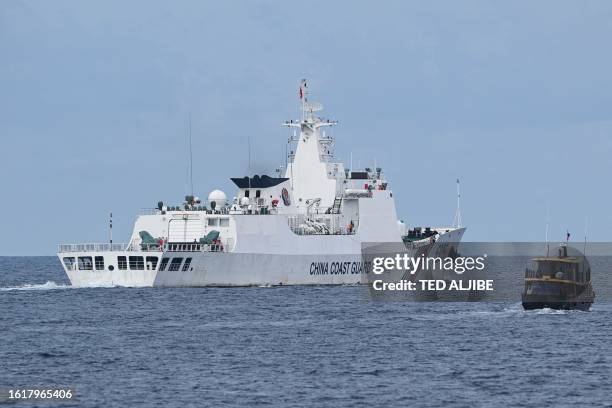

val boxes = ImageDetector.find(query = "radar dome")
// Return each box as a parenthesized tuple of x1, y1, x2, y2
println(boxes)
(208, 190, 227, 208)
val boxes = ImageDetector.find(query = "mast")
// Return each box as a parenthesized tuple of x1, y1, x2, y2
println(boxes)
(454, 178, 462, 228)
(583, 216, 588, 255)
(189, 113, 194, 196)
(545, 207, 550, 256)
(282, 79, 338, 208)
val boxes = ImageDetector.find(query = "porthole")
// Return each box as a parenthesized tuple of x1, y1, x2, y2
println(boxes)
(108, 265, 115, 271)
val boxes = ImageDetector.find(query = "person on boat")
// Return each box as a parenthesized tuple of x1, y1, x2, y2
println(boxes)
(347, 221, 354, 234)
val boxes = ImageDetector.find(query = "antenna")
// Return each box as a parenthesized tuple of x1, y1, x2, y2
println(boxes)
(109, 212, 113, 246)
(188, 113, 194, 196)
(454, 178, 462, 228)
(247, 132, 252, 191)
(545, 207, 550, 256)
(247, 133, 252, 173)
(584, 216, 588, 255)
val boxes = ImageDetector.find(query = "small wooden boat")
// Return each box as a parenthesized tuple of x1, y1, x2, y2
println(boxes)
(522, 243, 594, 311)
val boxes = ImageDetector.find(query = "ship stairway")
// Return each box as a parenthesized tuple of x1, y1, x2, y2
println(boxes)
(331, 197, 342, 214)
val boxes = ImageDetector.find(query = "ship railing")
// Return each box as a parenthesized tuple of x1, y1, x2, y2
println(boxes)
(140, 205, 231, 215)
(58, 243, 129, 253)
(164, 239, 232, 253)
(524, 268, 541, 279)
(287, 214, 357, 236)
(58, 239, 235, 254)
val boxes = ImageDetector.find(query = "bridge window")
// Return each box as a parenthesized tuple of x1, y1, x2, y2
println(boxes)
(146, 256, 159, 270)
(78, 256, 93, 270)
(245, 190, 250, 198)
(63, 257, 75, 270)
(95, 256, 104, 270)
(129, 256, 145, 270)
(208, 218, 219, 226)
(159, 257, 169, 271)
(219, 218, 229, 227)
(255, 190, 261, 198)
(182, 258, 192, 271)
(118, 256, 128, 270)
(168, 258, 183, 271)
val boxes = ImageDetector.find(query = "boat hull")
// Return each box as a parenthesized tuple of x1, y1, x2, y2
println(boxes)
(58, 229, 465, 287)
(521, 294, 594, 311)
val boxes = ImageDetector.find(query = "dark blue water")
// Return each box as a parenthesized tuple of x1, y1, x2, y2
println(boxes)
(1, 257, 611, 407)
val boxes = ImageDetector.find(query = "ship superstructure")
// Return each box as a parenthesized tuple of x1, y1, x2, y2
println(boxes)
(57, 81, 465, 287)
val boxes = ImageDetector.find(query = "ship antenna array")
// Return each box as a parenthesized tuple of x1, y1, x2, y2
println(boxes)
(454, 178, 462, 228)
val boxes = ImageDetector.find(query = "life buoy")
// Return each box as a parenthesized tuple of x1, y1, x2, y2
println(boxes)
(272, 199, 279, 207)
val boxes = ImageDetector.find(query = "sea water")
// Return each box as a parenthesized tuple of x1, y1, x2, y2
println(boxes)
(1, 257, 611, 407)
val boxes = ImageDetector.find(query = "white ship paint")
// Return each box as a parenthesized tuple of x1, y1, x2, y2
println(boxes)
(58, 80, 465, 287)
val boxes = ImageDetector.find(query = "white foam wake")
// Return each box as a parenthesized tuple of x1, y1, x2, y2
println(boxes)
(0, 281, 71, 291)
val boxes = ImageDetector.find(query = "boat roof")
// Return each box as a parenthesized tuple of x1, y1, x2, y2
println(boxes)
(230, 175, 289, 189)
(532, 257, 581, 263)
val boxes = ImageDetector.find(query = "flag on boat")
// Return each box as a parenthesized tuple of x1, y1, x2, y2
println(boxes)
(299, 79, 307, 100)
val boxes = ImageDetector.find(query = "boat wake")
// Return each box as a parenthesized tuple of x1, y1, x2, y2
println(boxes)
(531, 307, 570, 315)
(0, 281, 71, 291)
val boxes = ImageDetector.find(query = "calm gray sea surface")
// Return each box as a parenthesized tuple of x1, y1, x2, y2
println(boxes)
(1, 256, 611, 407)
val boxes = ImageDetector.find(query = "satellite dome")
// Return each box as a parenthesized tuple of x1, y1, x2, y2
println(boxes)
(208, 190, 227, 208)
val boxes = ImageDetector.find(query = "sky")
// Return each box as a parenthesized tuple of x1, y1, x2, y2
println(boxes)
(1, 0, 612, 255)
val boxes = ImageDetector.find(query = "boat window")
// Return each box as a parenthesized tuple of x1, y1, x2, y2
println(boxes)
(63, 257, 75, 270)
(255, 190, 261, 198)
(146, 256, 159, 270)
(78, 256, 93, 270)
(528, 282, 561, 296)
(129, 256, 145, 270)
(168, 258, 183, 271)
(182, 258, 192, 271)
(118, 256, 128, 270)
(245, 190, 250, 198)
(159, 257, 169, 271)
(95, 256, 104, 270)
(219, 218, 230, 227)
(208, 218, 219, 226)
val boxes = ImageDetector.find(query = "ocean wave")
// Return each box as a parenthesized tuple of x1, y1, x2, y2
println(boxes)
(532, 307, 569, 315)
(0, 281, 71, 291)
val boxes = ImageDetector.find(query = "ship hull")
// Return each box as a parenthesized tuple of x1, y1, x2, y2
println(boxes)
(59, 228, 465, 287)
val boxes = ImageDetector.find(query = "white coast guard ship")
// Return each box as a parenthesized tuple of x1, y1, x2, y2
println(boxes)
(57, 81, 465, 287)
